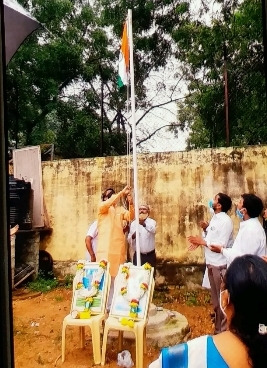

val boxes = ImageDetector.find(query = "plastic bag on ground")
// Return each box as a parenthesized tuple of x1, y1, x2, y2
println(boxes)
(117, 350, 134, 368)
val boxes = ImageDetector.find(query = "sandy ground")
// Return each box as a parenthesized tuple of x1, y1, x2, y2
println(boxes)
(13, 287, 213, 368)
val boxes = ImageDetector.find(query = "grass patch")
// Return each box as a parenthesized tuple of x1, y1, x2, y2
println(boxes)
(26, 271, 75, 293)
(153, 288, 211, 307)
(153, 290, 173, 304)
(27, 272, 58, 293)
(54, 295, 63, 302)
(185, 291, 199, 306)
(62, 273, 74, 289)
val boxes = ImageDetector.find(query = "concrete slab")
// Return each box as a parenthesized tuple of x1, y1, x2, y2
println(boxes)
(105, 310, 190, 349)
(149, 303, 157, 317)
(147, 310, 170, 330)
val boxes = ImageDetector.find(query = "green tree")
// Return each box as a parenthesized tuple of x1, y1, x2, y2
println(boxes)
(170, 0, 266, 148)
(9, 0, 263, 154)
(6, 0, 132, 157)
(7, 0, 191, 157)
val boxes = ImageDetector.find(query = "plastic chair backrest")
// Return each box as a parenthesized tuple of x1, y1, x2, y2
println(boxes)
(103, 273, 111, 311)
(70, 274, 78, 313)
(144, 273, 155, 320)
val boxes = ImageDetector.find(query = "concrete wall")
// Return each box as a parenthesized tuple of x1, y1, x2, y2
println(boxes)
(41, 146, 267, 280)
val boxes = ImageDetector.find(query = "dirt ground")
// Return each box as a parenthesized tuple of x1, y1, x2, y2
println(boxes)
(13, 286, 213, 368)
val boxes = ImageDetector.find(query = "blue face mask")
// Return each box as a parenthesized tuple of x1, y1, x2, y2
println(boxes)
(208, 199, 214, 215)
(208, 199, 213, 208)
(236, 209, 244, 220)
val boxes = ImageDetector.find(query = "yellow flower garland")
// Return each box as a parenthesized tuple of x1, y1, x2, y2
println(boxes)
(73, 259, 107, 319)
(119, 262, 151, 327)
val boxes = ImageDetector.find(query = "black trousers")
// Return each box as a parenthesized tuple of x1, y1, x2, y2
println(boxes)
(133, 249, 156, 270)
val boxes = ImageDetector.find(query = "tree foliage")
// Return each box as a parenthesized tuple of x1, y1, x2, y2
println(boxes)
(6, 0, 266, 155)
(6, 0, 133, 157)
(171, 0, 266, 148)
(7, 0, 192, 157)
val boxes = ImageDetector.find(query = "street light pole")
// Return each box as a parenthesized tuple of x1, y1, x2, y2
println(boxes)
(100, 78, 104, 156)
(0, 2, 14, 368)
(99, 65, 104, 157)
(223, 42, 230, 146)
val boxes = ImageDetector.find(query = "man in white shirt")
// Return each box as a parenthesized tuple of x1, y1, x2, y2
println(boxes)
(85, 220, 98, 261)
(188, 193, 234, 334)
(210, 193, 266, 265)
(128, 204, 156, 269)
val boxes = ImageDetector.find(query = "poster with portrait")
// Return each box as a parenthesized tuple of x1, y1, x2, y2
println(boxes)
(72, 261, 109, 315)
(109, 264, 154, 321)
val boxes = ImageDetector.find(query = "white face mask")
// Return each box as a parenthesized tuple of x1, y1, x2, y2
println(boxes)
(208, 199, 215, 215)
(209, 207, 215, 215)
(219, 290, 229, 317)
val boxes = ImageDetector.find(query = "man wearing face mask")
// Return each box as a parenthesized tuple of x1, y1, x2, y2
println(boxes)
(209, 193, 266, 265)
(128, 204, 156, 269)
(188, 193, 234, 334)
(96, 185, 134, 310)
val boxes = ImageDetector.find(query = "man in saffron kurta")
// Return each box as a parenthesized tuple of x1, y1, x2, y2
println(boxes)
(96, 186, 134, 277)
(96, 186, 134, 310)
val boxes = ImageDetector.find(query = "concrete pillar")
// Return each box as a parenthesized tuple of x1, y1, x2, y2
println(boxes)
(19, 231, 40, 278)
(24, 232, 39, 277)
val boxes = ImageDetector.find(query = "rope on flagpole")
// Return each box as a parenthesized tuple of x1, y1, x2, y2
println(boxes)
(126, 131, 130, 186)
(127, 74, 130, 116)
(122, 131, 131, 211)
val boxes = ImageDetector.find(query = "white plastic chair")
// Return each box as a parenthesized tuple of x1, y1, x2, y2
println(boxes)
(62, 266, 110, 364)
(101, 271, 154, 368)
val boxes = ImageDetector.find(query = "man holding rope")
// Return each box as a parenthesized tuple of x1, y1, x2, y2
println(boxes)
(96, 185, 134, 310)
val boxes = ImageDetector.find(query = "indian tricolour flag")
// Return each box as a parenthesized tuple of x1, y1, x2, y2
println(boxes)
(117, 21, 129, 88)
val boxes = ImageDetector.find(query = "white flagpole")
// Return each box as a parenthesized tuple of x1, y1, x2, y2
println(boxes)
(128, 9, 141, 267)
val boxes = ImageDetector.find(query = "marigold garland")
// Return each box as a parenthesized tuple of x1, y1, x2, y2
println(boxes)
(119, 262, 151, 327)
(72, 259, 107, 319)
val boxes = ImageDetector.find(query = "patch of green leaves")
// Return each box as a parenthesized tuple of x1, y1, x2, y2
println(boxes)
(184, 291, 199, 306)
(62, 273, 74, 289)
(27, 271, 58, 293)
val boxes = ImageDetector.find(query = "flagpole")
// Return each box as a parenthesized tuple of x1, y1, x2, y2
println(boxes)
(128, 9, 141, 267)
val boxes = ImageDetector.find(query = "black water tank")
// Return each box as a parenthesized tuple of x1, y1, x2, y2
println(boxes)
(9, 175, 32, 229)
